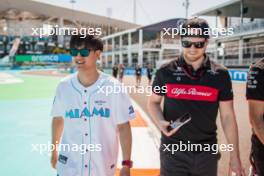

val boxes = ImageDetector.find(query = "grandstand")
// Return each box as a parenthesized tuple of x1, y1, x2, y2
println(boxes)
(0, 0, 139, 66)
(102, 0, 264, 69)
(195, 0, 264, 67)
(2, 0, 263, 69)
(101, 18, 185, 68)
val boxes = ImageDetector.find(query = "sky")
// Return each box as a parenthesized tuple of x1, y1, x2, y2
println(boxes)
(35, 0, 230, 27)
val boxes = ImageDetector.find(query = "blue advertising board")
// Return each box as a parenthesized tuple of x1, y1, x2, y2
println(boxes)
(228, 70, 248, 82)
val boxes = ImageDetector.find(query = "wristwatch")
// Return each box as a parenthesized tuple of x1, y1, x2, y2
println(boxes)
(122, 160, 133, 168)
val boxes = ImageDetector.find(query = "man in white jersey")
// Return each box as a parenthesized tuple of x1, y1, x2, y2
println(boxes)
(50, 34, 135, 176)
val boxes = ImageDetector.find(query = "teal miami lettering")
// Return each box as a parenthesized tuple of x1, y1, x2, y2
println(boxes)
(65, 107, 110, 119)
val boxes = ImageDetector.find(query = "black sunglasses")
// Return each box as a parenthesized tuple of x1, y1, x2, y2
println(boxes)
(181, 41, 206, 49)
(69, 48, 90, 57)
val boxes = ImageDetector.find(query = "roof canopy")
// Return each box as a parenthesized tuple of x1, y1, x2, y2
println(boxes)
(194, 0, 264, 18)
(0, 0, 139, 29)
(141, 18, 186, 32)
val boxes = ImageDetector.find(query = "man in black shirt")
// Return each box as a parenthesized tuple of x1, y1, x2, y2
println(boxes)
(148, 18, 245, 176)
(118, 64, 125, 83)
(147, 63, 154, 85)
(112, 64, 118, 78)
(135, 64, 142, 87)
(246, 59, 264, 176)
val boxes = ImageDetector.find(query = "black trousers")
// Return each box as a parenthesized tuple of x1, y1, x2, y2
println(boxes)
(251, 135, 264, 176)
(160, 145, 220, 176)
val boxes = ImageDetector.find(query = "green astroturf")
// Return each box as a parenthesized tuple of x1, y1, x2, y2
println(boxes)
(0, 74, 61, 100)
(0, 72, 62, 176)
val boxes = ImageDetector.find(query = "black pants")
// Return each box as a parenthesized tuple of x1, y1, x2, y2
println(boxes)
(160, 145, 220, 176)
(251, 135, 264, 176)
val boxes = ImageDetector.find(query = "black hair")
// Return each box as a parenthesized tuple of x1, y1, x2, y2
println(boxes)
(70, 34, 104, 51)
(180, 17, 210, 39)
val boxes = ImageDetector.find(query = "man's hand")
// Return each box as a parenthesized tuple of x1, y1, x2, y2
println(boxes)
(148, 93, 179, 136)
(228, 156, 245, 176)
(158, 120, 178, 137)
(119, 166, 130, 176)
(51, 152, 58, 169)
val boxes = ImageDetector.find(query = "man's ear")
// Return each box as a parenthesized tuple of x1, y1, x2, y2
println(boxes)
(204, 39, 209, 48)
(94, 50, 102, 59)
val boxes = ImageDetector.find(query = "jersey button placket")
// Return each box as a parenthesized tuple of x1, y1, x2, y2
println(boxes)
(83, 90, 88, 121)
(82, 92, 89, 129)
(84, 100, 87, 121)
(82, 91, 90, 174)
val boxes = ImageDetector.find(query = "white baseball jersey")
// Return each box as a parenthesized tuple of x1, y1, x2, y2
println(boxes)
(51, 72, 135, 176)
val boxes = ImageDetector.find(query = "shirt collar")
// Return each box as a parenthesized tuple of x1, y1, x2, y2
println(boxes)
(71, 72, 105, 94)
(178, 54, 211, 71)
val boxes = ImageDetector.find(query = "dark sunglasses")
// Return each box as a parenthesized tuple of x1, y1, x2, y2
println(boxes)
(181, 41, 206, 49)
(69, 48, 90, 57)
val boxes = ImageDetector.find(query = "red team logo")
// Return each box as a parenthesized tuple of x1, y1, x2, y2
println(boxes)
(166, 84, 219, 102)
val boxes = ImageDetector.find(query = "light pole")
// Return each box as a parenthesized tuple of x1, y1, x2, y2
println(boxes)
(70, 0, 76, 22)
(182, 0, 190, 19)
(106, 8, 112, 35)
(133, 0, 137, 24)
(240, 0, 244, 24)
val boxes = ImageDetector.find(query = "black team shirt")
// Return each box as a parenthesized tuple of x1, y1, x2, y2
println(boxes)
(152, 55, 233, 144)
(135, 67, 142, 76)
(112, 66, 118, 77)
(246, 58, 264, 121)
(246, 59, 264, 151)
